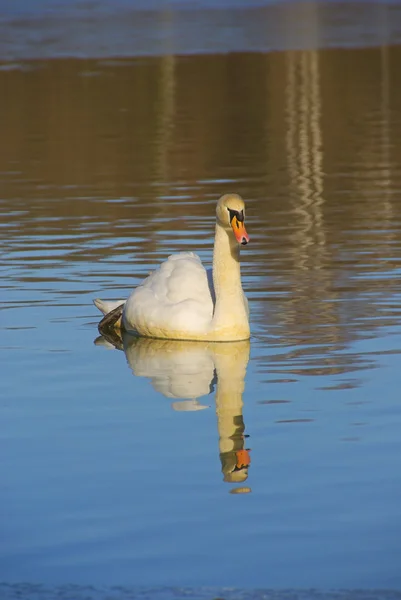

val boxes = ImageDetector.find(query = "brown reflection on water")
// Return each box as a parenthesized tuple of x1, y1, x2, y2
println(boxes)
(1, 46, 401, 376)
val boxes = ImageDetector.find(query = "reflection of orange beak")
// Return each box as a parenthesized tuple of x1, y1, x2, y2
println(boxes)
(236, 448, 251, 469)
(231, 217, 250, 245)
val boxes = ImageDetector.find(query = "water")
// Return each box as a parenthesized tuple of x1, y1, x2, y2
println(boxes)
(1, 2, 401, 598)
(1, 0, 401, 58)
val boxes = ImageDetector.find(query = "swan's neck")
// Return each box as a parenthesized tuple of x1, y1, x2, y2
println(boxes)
(211, 222, 249, 338)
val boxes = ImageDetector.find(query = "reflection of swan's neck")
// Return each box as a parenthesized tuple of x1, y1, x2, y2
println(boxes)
(214, 346, 247, 442)
(211, 222, 249, 336)
(214, 344, 250, 482)
(119, 334, 251, 483)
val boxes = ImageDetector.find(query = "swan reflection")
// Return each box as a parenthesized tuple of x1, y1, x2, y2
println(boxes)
(95, 332, 251, 489)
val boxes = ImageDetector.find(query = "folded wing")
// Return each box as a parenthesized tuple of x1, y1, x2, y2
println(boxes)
(123, 252, 214, 337)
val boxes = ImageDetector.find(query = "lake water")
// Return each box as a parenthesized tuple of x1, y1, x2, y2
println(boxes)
(1, 2, 401, 599)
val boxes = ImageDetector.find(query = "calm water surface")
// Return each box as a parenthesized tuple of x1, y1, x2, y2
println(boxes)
(1, 2, 401, 597)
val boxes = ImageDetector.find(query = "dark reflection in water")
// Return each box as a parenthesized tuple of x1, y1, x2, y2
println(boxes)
(2, 46, 401, 380)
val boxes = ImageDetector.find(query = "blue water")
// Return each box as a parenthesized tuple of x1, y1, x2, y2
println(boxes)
(2, 189, 401, 589)
(1, 2, 401, 596)
(0, 0, 400, 59)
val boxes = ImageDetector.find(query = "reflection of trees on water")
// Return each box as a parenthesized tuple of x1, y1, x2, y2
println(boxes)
(2, 45, 401, 375)
(281, 48, 339, 348)
(286, 50, 325, 268)
(261, 43, 400, 378)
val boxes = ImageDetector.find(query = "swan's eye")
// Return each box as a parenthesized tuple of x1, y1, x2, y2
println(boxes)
(228, 208, 244, 224)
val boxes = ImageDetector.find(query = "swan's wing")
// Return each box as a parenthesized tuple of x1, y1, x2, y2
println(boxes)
(123, 252, 214, 337)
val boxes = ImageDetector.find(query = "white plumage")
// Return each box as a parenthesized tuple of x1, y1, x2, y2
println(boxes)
(94, 193, 250, 342)
(123, 252, 214, 338)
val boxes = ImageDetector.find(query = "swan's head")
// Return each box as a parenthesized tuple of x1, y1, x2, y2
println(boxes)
(216, 193, 250, 245)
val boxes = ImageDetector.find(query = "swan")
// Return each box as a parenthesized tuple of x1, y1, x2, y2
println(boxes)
(94, 193, 250, 342)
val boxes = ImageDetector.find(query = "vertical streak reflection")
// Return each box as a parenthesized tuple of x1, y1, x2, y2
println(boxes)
(285, 49, 325, 272)
(282, 49, 344, 346)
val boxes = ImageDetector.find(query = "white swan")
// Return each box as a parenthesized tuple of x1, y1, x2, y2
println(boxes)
(94, 193, 250, 342)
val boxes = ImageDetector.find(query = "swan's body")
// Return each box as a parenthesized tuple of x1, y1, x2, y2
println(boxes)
(94, 193, 250, 342)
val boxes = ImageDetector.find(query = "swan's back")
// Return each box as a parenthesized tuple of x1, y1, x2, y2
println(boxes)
(123, 252, 214, 338)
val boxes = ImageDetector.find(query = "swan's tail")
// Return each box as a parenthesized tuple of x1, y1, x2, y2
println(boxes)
(93, 298, 126, 316)
(95, 301, 125, 338)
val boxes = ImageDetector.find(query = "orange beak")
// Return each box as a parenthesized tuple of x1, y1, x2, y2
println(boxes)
(231, 216, 250, 245)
